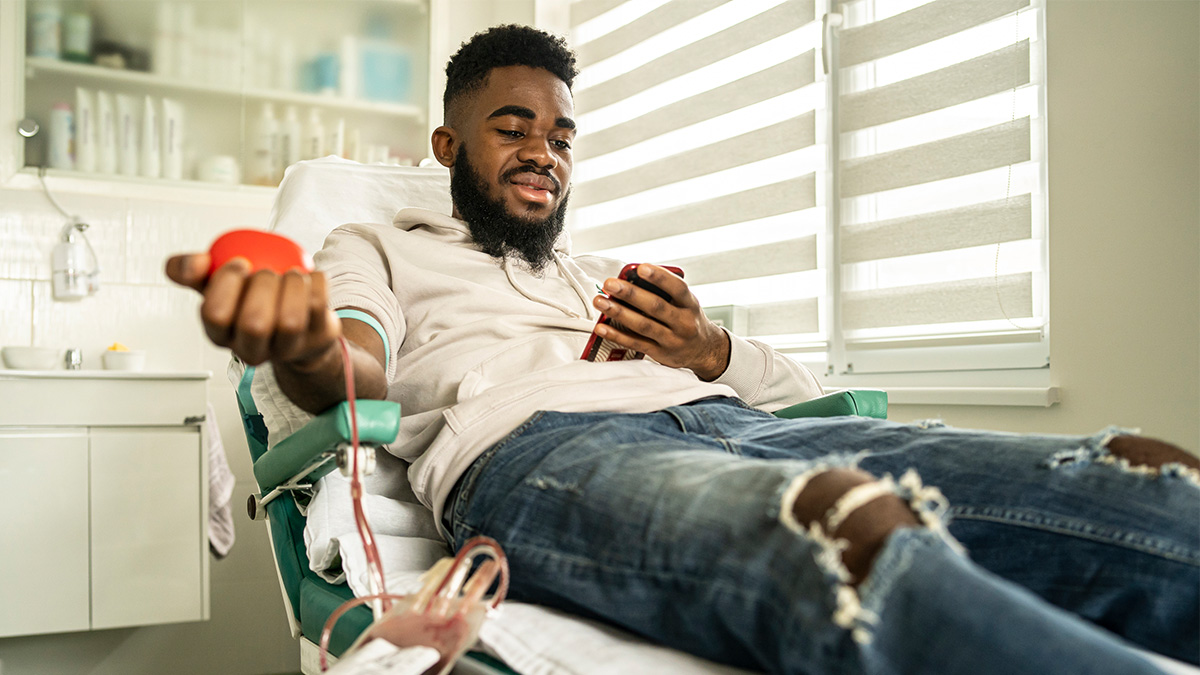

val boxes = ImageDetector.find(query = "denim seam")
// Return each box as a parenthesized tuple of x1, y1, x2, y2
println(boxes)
(949, 506, 1199, 565)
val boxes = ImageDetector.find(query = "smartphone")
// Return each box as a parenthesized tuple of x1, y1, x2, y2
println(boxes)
(580, 263, 684, 362)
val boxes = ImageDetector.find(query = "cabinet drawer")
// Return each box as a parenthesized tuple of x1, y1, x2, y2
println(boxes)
(0, 377, 206, 426)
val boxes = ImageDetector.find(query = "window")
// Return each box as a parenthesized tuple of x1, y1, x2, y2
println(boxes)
(566, 0, 1049, 399)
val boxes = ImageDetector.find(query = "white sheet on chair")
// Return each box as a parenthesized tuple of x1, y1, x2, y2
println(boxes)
(306, 472, 757, 675)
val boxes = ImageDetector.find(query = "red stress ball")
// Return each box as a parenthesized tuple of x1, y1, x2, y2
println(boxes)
(208, 229, 312, 277)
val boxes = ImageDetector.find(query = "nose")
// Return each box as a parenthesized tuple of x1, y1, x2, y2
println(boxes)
(516, 134, 557, 170)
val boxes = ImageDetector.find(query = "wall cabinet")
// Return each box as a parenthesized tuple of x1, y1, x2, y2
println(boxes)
(0, 371, 209, 638)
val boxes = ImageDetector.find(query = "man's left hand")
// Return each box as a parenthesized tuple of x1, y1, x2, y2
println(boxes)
(591, 264, 731, 381)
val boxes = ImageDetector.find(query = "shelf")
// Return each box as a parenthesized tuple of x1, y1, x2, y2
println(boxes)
(25, 57, 425, 121)
(6, 167, 276, 208)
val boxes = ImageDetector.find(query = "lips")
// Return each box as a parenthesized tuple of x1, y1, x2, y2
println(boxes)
(508, 171, 558, 205)
(509, 172, 556, 192)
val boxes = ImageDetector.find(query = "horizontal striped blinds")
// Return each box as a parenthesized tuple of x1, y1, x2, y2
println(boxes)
(568, 0, 825, 349)
(834, 0, 1047, 355)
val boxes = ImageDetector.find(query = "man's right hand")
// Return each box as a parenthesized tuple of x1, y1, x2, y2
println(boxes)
(165, 253, 342, 369)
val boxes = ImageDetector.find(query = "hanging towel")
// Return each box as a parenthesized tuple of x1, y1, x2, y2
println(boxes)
(207, 402, 237, 558)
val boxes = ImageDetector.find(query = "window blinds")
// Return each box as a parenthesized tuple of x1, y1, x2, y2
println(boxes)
(567, 0, 1047, 375)
(831, 0, 1047, 372)
(569, 0, 826, 349)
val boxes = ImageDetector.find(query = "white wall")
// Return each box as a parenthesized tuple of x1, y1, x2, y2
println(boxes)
(888, 0, 1200, 452)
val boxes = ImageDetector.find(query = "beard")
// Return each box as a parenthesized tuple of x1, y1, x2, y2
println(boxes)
(451, 145, 570, 272)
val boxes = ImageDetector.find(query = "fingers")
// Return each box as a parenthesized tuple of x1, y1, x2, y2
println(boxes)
(200, 258, 252, 348)
(197, 259, 338, 366)
(165, 253, 213, 292)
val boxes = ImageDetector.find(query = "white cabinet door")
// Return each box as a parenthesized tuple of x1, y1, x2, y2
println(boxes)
(89, 427, 204, 630)
(0, 430, 90, 637)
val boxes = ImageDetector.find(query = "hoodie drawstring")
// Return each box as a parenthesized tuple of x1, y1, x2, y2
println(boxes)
(503, 254, 596, 320)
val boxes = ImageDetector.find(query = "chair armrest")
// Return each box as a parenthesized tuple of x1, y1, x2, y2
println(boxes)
(772, 390, 888, 420)
(253, 399, 402, 492)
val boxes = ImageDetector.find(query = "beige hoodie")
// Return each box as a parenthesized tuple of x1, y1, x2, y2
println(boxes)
(316, 207, 823, 523)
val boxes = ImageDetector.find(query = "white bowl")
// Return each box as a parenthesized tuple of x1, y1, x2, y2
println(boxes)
(2, 346, 62, 370)
(102, 350, 146, 371)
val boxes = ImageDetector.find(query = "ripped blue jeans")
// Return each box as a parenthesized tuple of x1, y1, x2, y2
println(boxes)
(443, 397, 1199, 674)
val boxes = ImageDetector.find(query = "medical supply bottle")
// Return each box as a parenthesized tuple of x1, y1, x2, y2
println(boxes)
(48, 102, 74, 170)
(140, 95, 161, 178)
(279, 105, 301, 178)
(96, 90, 117, 173)
(250, 102, 280, 185)
(74, 87, 96, 172)
(304, 108, 325, 160)
(28, 0, 63, 59)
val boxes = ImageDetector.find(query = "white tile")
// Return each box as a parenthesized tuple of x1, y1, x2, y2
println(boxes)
(32, 281, 205, 371)
(0, 188, 128, 283)
(0, 280, 34, 347)
(126, 199, 273, 285)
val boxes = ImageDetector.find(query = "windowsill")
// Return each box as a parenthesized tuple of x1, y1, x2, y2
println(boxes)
(861, 386, 1060, 407)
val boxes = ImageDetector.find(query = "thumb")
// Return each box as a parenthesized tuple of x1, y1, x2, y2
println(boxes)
(165, 253, 213, 292)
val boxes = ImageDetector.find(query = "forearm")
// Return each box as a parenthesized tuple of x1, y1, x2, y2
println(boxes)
(271, 340, 389, 415)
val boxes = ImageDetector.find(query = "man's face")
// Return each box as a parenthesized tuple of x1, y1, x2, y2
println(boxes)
(440, 65, 576, 269)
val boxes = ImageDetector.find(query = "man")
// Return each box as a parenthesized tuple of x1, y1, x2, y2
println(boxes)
(169, 25, 1198, 675)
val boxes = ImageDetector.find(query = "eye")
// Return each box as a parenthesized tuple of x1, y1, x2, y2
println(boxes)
(553, 139, 572, 150)
(498, 129, 523, 139)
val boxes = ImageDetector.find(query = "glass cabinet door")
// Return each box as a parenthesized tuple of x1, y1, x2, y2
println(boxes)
(22, 0, 430, 188)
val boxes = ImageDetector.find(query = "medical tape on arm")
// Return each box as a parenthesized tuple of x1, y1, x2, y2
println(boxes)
(336, 308, 390, 372)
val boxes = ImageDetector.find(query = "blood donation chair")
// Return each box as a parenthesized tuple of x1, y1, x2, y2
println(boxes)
(233, 159, 1200, 675)
(226, 158, 892, 673)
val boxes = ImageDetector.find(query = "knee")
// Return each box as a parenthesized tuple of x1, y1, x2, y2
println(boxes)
(1107, 436, 1200, 471)
(787, 468, 921, 586)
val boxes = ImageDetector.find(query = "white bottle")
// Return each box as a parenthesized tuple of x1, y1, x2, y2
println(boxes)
(28, 0, 63, 59)
(328, 116, 346, 159)
(140, 95, 161, 178)
(74, 87, 95, 172)
(250, 102, 279, 185)
(279, 105, 302, 177)
(115, 93, 139, 176)
(48, 102, 74, 170)
(161, 98, 185, 180)
(304, 108, 325, 160)
(96, 90, 117, 173)
(153, 1, 175, 77)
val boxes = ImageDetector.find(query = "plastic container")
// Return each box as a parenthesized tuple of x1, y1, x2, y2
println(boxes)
(116, 93, 139, 176)
(279, 105, 301, 173)
(74, 87, 95, 172)
(96, 90, 117, 173)
(28, 0, 62, 59)
(304, 108, 325, 160)
(62, 9, 91, 63)
(250, 103, 279, 185)
(161, 98, 185, 180)
(140, 95, 161, 178)
(48, 102, 74, 170)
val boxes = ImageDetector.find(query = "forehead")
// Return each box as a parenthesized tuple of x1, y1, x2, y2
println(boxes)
(468, 65, 574, 123)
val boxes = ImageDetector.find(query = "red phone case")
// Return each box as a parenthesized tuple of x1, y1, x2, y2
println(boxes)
(580, 264, 684, 362)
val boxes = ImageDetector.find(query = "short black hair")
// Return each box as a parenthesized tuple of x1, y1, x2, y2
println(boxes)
(443, 25, 578, 125)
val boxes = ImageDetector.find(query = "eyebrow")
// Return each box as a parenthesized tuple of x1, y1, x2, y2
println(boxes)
(488, 105, 576, 131)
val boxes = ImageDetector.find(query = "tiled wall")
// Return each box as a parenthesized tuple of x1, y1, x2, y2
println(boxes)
(0, 182, 303, 674)
(0, 185, 269, 371)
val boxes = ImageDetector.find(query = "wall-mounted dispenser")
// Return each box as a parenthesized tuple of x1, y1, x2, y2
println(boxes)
(52, 220, 100, 301)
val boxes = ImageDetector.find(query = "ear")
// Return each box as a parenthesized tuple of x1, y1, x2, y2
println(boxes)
(431, 126, 458, 168)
